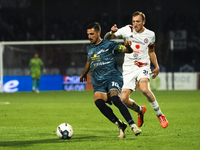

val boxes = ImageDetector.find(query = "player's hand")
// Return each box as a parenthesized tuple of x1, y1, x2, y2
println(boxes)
(111, 24, 118, 34)
(151, 67, 159, 79)
(123, 40, 133, 53)
(124, 40, 132, 47)
(80, 74, 87, 82)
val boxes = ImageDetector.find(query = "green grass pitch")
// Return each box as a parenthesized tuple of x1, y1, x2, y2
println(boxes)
(0, 90, 199, 150)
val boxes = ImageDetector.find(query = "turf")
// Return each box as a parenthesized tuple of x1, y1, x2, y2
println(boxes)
(0, 90, 199, 150)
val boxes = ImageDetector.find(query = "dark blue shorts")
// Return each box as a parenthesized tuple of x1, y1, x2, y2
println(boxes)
(93, 76, 123, 94)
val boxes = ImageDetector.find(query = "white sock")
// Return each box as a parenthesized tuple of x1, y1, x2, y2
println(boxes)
(139, 106, 143, 113)
(114, 120, 122, 127)
(149, 100, 162, 117)
(130, 124, 137, 129)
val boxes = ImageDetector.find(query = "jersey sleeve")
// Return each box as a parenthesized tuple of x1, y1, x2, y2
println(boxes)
(149, 32, 156, 46)
(114, 25, 131, 38)
(110, 41, 124, 55)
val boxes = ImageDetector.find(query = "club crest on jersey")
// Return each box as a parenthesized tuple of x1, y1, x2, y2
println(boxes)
(91, 54, 100, 62)
(144, 38, 148, 44)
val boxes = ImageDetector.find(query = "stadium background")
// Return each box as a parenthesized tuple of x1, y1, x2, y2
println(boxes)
(0, 0, 200, 91)
(0, 2, 199, 149)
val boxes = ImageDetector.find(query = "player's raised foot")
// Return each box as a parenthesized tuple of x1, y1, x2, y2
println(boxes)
(158, 114, 168, 128)
(118, 122, 127, 139)
(137, 106, 146, 127)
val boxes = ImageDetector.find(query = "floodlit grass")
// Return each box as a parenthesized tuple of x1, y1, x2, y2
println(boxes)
(0, 90, 199, 150)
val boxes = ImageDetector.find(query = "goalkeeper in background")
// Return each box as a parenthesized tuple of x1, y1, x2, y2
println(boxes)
(28, 53, 45, 93)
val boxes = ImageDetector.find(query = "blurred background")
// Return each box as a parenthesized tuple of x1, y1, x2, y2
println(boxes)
(0, 0, 200, 92)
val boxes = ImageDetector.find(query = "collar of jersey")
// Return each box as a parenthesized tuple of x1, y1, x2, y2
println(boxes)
(133, 27, 146, 34)
(94, 39, 103, 46)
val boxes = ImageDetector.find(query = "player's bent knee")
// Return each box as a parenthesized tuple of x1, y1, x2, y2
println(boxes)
(120, 95, 129, 104)
(109, 89, 119, 97)
(121, 97, 126, 103)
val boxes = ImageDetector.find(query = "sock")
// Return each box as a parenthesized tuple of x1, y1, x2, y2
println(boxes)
(111, 96, 135, 126)
(36, 79, 39, 90)
(95, 99, 118, 123)
(32, 78, 36, 90)
(114, 119, 124, 127)
(129, 98, 143, 114)
(130, 123, 137, 129)
(149, 100, 162, 117)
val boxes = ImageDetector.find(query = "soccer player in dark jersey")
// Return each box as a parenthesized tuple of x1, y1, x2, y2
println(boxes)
(80, 22, 141, 138)
(28, 53, 45, 93)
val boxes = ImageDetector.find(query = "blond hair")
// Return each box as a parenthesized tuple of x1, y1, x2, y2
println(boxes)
(132, 11, 146, 21)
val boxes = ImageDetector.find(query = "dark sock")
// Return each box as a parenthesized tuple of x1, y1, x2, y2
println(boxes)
(95, 99, 118, 123)
(129, 100, 143, 114)
(111, 96, 135, 125)
(36, 79, 39, 89)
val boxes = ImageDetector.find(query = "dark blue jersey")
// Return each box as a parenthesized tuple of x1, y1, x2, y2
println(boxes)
(87, 39, 123, 86)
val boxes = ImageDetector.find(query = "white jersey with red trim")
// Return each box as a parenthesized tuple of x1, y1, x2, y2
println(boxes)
(115, 25, 155, 68)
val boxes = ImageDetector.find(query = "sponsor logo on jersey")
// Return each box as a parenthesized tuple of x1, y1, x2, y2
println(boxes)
(93, 61, 111, 67)
(134, 44, 140, 53)
(135, 45, 140, 49)
(134, 60, 148, 67)
(97, 49, 109, 54)
(91, 54, 100, 62)
(131, 39, 145, 45)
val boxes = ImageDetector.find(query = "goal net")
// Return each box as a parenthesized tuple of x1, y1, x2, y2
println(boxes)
(0, 39, 123, 92)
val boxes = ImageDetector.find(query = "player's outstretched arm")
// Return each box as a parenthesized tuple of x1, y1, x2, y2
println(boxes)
(104, 24, 118, 40)
(80, 59, 90, 82)
(104, 32, 116, 40)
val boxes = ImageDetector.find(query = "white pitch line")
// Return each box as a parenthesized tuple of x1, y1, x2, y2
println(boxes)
(0, 102, 10, 105)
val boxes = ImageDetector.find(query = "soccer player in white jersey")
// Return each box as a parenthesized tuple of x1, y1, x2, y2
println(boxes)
(104, 11, 168, 128)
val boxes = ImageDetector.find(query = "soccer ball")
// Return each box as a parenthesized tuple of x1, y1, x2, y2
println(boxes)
(56, 123, 73, 139)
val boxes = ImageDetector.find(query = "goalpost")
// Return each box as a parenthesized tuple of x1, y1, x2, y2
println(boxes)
(0, 39, 123, 93)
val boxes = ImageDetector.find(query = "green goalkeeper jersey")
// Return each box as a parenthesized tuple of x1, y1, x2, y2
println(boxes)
(29, 58, 44, 79)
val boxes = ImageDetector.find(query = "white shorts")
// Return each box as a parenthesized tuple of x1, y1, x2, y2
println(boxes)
(122, 64, 151, 91)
